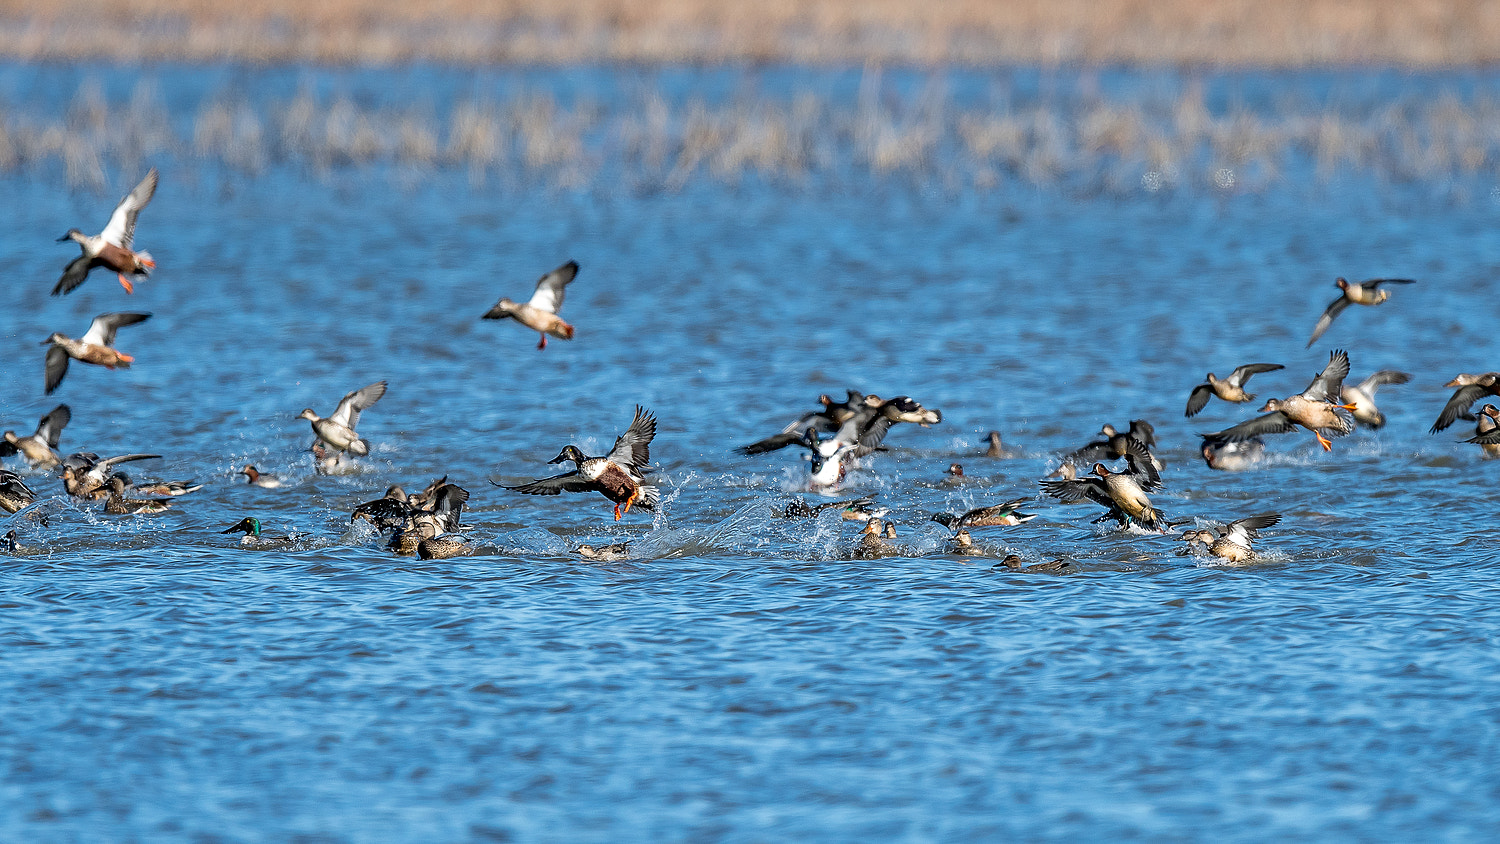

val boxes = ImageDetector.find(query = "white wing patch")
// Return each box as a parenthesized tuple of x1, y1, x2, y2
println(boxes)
(525, 261, 578, 314)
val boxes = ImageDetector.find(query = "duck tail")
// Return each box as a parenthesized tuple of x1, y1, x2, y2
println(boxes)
(136, 251, 155, 272)
(636, 484, 660, 511)
(346, 438, 371, 457)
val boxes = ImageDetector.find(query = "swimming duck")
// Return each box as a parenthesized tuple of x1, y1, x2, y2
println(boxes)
(103, 474, 172, 514)
(60, 452, 162, 499)
(997, 554, 1072, 573)
(1341, 370, 1411, 428)
(737, 389, 868, 455)
(1202, 349, 1355, 451)
(2, 529, 23, 554)
(0, 405, 71, 468)
(950, 529, 976, 551)
(577, 542, 631, 561)
(853, 518, 899, 559)
(1431, 372, 1500, 434)
(42, 312, 152, 395)
(1184, 363, 1284, 417)
(417, 534, 474, 560)
(780, 495, 882, 520)
(388, 483, 471, 555)
(941, 463, 971, 484)
(221, 517, 304, 548)
(0, 470, 37, 514)
(932, 497, 1037, 530)
(299, 380, 386, 457)
(53, 168, 158, 296)
(1463, 405, 1500, 457)
(1306, 277, 1415, 347)
(1199, 437, 1266, 471)
(1178, 513, 1281, 563)
(482, 260, 578, 350)
(130, 479, 202, 496)
(503, 406, 658, 520)
(1041, 435, 1164, 530)
(239, 464, 284, 488)
(982, 431, 1015, 458)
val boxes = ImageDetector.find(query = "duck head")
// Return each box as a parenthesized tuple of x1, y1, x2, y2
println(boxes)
(549, 445, 587, 465)
(56, 228, 85, 244)
(297, 408, 319, 422)
(1259, 398, 1284, 413)
(222, 517, 261, 537)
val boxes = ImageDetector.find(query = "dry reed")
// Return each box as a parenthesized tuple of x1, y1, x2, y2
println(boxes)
(1, 0, 1500, 67)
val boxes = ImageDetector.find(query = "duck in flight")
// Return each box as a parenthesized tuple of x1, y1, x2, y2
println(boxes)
(298, 381, 387, 457)
(1201, 349, 1356, 452)
(1184, 363, 1284, 417)
(41, 312, 152, 395)
(501, 406, 658, 520)
(482, 260, 579, 350)
(1306, 277, 1415, 347)
(54, 168, 159, 295)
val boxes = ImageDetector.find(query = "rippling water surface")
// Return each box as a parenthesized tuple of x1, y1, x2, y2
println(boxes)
(3, 64, 1500, 841)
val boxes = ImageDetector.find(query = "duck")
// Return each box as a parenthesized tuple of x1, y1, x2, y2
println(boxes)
(417, 534, 474, 560)
(931, 497, 1037, 530)
(1070, 419, 1160, 468)
(221, 517, 304, 548)
(1201, 349, 1355, 452)
(1341, 370, 1411, 428)
(1041, 435, 1164, 531)
(949, 529, 976, 551)
(982, 431, 1015, 458)
(130, 479, 202, 496)
(0, 470, 37, 514)
(1, 405, 71, 468)
(737, 389, 869, 455)
(351, 484, 421, 531)
(53, 168, 158, 295)
(388, 483, 471, 555)
(1184, 363, 1284, 417)
(1463, 405, 1500, 458)
(1431, 372, 1500, 434)
(2, 529, 23, 554)
(997, 554, 1072, 573)
(853, 518, 899, 559)
(60, 452, 162, 499)
(103, 474, 172, 514)
(239, 464, 284, 488)
(310, 441, 354, 476)
(1306, 277, 1415, 347)
(502, 406, 658, 521)
(780, 495, 882, 520)
(299, 380, 387, 457)
(577, 542, 631, 561)
(1178, 513, 1281, 563)
(1200, 437, 1266, 471)
(41, 312, 152, 395)
(941, 463, 970, 484)
(482, 260, 578, 350)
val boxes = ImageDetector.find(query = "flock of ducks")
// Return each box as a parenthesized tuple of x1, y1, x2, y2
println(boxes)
(2, 169, 1495, 566)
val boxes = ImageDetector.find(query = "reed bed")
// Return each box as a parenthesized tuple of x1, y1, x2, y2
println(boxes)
(2, 0, 1500, 67)
(4, 77, 1500, 196)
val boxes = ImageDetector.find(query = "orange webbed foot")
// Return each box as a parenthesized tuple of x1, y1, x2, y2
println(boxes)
(1315, 432, 1333, 451)
(621, 489, 637, 517)
(1338, 403, 1358, 411)
(118, 274, 134, 294)
(613, 503, 622, 521)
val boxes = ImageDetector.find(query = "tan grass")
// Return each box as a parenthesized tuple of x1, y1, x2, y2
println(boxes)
(1, 0, 1500, 66)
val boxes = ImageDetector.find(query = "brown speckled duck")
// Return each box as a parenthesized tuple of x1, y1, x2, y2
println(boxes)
(1184, 363, 1284, 417)
(1, 404, 70, 468)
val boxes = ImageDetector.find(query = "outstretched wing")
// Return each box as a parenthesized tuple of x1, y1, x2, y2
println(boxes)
(44, 345, 70, 395)
(101, 168, 158, 248)
(1117, 436, 1162, 490)
(36, 404, 71, 448)
(1184, 383, 1214, 417)
(502, 470, 594, 495)
(526, 260, 579, 314)
(1227, 362, 1283, 388)
(1307, 297, 1350, 347)
(330, 380, 387, 429)
(1432, 384, 1492, 434)
(1357, 369, 1411, 393)
(82, 312, 152, 347)
(1302, 349, 1350, 401)
(1203, 411, 1297, 443)
(1040, 476, 1110, 506)
(606, 405, 656, 469)
(1366, 278, 1415, 289)
(1230, 513, 1282, 536)
(53, 255, 96, 296)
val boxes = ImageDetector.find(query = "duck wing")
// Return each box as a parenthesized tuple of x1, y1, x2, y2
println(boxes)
(1202, 411, 1297, 443)
(1228, 513, 1281, 537)
(1434, 383, 1494, 433)
(53, 255, 97, 296)
(101, 168, 158, 248)
(81, 312, 152, 347)
(1184, 383, 1214, 418)
(1306, 296, 1350, 347)
(501, 470, 595, 495)
(1040, 476, 1110, 507)
(35, 404, 71, 448)
(606, 405, 656, 469)
(44, 345, 70, 395)
(1356, 369, 1411, 394)
(1366, 278, 1415, 289)
(1227, 362, 1283, 388)
(329, 380, 387, 429)
(526, 260, 578, 314)
(1301, 349, 1351, 401)
(1116, 436, 1162, 490)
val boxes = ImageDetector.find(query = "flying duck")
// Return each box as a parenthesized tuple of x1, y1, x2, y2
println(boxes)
(1184, 363, 1284, 417)
(53, 168, 158, 295)
(42, 312, 152, 395)
(1306, 277, 1415, 347)
(1431, 372, 1500, 434)
(482, 260, 579, 350)
(1, 404, 70, 468)
(1341, 370, 1411, 428)
(60, 452, 162, 499)
(1464, 405, 1500, 457)
(299, 380, 386, 456)
(1041, 435, 1164, 530)
(1178, 513, 1281, 563)
(1202, 349, 1356, 451)
(502, 406, 658, 520)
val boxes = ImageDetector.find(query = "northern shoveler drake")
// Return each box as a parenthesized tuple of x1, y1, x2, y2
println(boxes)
(482, 260, 578, 350)
(1431, 372, 1500, 433)
(1202, 349, 1356, 452)
(53, 168, 158, 296)
(0, 470, 36, 514)
(1184, 363, 1284, 417)
(502, 406, 658, 521)
(299, 380, 386, 456)
(932, 497, 1037, 530)
(60, 452, 162, 499)
(1200, 437, 1266, 471)
(1178, 513, 1280, 563)
(577, 542, 631, 561)
(221, 516, 304, 548)
(1307, 277, 1415, 347)
(42, 312, 152, 395)
(1, 404, 70, 468)
(1341, 370, 1411, 428)
(2, 529, 23, 554)
(239, 464, 284, 488)
(1464, 405, 1500, 458)
(103, 474, 171, 514)
(1042, 435, 1165, 530)
(780, 495, 882, 520)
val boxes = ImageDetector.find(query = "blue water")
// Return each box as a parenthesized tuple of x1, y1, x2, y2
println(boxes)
(3, 64, 1500, 841)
